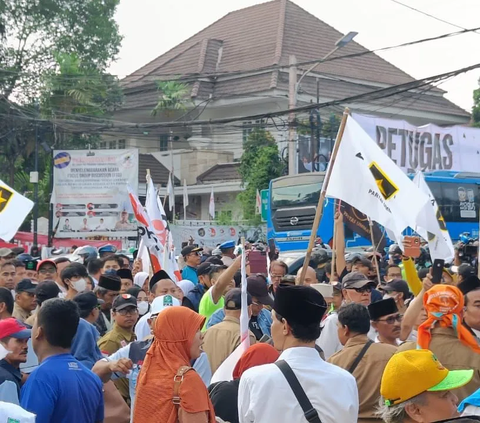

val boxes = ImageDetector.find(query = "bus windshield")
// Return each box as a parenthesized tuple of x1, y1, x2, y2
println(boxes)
(271, 181, 322, 209)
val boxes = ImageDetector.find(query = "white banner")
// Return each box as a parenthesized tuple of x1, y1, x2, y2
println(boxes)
(53, 149, 139, 238)
(353, 113, 480, 173)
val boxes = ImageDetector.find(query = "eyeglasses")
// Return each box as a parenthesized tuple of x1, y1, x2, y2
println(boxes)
(116, 308, 138, 316)
(39, 268, 56, 275)
(349, 286, 373, 294)
(376, 314, 403, 324)
(189, 252, 202, 257)
(270, 274, 283, 280)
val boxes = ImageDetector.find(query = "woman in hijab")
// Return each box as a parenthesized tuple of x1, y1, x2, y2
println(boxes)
(127, 286, 150, 317)
(208, 343, 279, 423)
(133, 307, 216, 423)
(178, 279, 195, 297)
(134, 271, 150, 293)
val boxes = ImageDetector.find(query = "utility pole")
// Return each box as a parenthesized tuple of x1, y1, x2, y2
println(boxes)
(288, 55, 297, 175)
(316, 77, 321, 169)
(169, 131, 175, 222)
(32, 108, 39, 249)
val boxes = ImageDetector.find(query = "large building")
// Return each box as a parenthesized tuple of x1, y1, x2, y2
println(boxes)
(106, 0, 470, 219)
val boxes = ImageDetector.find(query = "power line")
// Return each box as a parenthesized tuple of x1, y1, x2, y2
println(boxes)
(388, 0, 480, 35)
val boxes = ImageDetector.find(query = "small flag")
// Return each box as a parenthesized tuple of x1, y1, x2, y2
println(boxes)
(255, 189, 261, 215)
(183, 179, 189, 208)
(0, 180, 34, 241)
(167, 172, 174, 212)
(325, 116, 429, 241)
(209, 186, 215, 219)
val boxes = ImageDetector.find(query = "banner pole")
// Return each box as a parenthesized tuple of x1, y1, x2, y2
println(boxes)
(297, 108, 350, 286)
(368, 217, 382, 286)
(331, 208, 337, 281)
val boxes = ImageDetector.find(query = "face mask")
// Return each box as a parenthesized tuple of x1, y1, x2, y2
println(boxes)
(383, 294, 394, 300)
(392, 256, 402, 265)
(137, 301, 149, 316)
(72, 278, 87, 293)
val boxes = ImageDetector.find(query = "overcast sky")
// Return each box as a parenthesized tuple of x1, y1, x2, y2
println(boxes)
(109, 0, 480, 113)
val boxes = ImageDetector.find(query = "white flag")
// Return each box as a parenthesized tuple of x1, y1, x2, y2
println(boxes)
(413, 172, 455, 262)
(0, 180, 34, 241)
(209, 186, 215, 219)
(167, 172, 174, 212)
(326, 116, 429, 240)
(211, 244, 250, 383)
(183, 179, 189, 208)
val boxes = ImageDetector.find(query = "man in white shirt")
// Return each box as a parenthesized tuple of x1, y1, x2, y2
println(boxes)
(238, 284, 359, 423)
(317, 272, 377, 359)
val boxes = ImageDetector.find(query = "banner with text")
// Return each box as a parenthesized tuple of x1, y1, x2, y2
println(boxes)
(353, 113, 480, 174)
(53, 149, 139, 239)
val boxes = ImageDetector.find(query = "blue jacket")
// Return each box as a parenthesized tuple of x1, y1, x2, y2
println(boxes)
(459, 387, 480, 412)
(184, 284, 207, 312)
(71, 319, 103, 370)
(206, 308, 272, 336)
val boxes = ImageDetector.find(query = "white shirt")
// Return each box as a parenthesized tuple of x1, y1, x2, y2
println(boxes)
(238, 346, 359, 423)
(374, 335, 401, 346)
(0, 401, 35, 422)
(317, 313, 377, 360)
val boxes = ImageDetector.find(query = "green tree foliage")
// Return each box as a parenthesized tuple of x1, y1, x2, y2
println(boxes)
(152, 81, 192, 117)
(473, 79, 480, 128)
(0, 0, 122, 100)
(238, 129, 284, 222)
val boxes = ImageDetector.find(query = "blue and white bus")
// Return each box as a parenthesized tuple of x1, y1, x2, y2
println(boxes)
(267, 171, 480, 252)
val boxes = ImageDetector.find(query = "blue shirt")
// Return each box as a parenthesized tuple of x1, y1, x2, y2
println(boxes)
(181, 266, 199, 285)
(207, 308, 273, 336)
(21, 353, 104, 423)
(71, 319, 103, 370)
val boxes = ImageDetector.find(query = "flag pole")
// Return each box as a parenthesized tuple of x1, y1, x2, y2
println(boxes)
(368, 217, 382, 286)
(297, 108, 350, 286)
(331, 201, 338, 282)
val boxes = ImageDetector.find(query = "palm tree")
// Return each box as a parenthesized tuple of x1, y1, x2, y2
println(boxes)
(151, 81, 192, 117)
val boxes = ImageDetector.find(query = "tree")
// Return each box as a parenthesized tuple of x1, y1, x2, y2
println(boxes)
(151, 81, 193, 117)
(473, 79, 480, 128)
(238, 129, 284, 222)
(0, 0, 122, 101)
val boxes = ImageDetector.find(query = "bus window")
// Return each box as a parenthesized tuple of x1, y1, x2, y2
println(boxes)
(433, 182, 478, 223)
(271, 182, 322, 209)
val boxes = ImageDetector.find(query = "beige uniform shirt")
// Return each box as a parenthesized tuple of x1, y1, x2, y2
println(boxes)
(328, 334, 397, 423)
(398, 326, 480, 402)
(12, 303, 31, 323)
(202, 316, 256, 374)
(98, 323, 136, 405)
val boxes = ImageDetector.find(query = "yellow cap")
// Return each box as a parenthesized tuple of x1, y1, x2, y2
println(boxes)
(381, 349, 473, 406)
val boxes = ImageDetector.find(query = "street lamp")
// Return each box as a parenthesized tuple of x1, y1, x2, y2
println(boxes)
(288, 31, 358, 175)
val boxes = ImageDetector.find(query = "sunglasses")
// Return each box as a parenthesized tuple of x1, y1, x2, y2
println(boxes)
(376, 314, 403, 324)
(349, 286, 373, 294)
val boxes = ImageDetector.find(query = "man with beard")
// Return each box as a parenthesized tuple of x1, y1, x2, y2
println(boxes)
(369, 298, 403, 346)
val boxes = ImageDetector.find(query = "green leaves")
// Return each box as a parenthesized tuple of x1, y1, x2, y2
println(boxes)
(151, 80, 192, 116)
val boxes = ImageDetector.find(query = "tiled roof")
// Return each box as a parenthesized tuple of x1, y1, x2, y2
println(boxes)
(197, 163, 241, 183)
(121, 0, 469, 118)
(138, 154, 180, 186)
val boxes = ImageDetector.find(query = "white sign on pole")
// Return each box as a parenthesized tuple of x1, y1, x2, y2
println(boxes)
(52, 149, 139, 238)
(353, 113, 480, 174)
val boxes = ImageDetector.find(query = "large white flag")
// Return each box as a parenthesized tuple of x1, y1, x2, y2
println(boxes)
(146, 177, 168, 247)
(413, 172, 455, 262)
(326, 116, 430, 240)
(211, 245, 250, 383)
(167, 172, 174, 212)
(0, 180, 34, 241)
(209, 186, 215, 219)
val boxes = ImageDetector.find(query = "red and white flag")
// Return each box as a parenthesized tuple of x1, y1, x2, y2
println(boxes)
(146, 177, 168, 247)
(255, 189, 261, 215)
(209, 186, 215, 219)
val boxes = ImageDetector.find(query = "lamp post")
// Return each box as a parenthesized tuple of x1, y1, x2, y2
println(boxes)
(288, 31, 358, 175)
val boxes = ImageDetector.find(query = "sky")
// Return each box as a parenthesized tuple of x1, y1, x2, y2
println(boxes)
(109, 0, 480, 113)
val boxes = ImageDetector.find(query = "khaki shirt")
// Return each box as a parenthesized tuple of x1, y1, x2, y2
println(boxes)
(202, 316, 256, 374)
(98, 323, 136, 405)
(397, 327, 480, 402)
(328, 334, 396, 423)
(12, 303, 31, 323)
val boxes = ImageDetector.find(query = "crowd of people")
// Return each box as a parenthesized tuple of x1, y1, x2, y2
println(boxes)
(0, 218, 479, 422)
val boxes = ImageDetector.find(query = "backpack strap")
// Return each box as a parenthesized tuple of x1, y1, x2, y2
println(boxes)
(348, 340, 374, 374)
(173, 366, 193, 411)
(275, 360, 322, 423)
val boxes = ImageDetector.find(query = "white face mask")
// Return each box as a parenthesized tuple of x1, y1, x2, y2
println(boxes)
(383, 294, 394, 300)
(72, 278, 87, 293)
(137, 301, 149, 316)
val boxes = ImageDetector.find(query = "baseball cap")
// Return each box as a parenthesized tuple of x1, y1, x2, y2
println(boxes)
(112, 294, 137, 311)
(36, 259, 57, 272)
(224, 288, 252, 310)
(17, 254, 33, 264)
(383, 280, 410, 299)
(351, 255, 373, 270)
(0, 318, 31, 339)
(16, 279, 37, 294)
(247, 275, 273, 307)
(73, 291, 104, 313)
(35, 281, 60, 304)
(381, 349, 473, 406)
(197, 262, 213, 277)
(25, 260, 38, 271)
(181, 245, 203, 257)
(455, 263, 476, 278)
(150, 294, 181, 316)
(11, 247, 25, 256)
(342, 272, 375, 290)
(0, 248, 13, 258)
